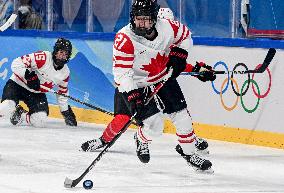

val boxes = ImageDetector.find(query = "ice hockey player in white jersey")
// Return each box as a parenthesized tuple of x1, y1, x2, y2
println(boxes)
(81, 0, 215, 172)
(0, 38, 77, 127)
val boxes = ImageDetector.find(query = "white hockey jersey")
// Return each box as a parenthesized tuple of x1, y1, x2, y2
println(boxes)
(10, 51, 70, 112)
(113, 18, 193, 93)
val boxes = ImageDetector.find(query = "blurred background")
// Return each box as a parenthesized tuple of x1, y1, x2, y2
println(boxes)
(0, 0, 283, 39)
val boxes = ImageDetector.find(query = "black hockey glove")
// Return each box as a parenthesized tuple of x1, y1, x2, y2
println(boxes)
(25, 69, 40, 90)
(192, 62, 216, 82)
(127, 89, 143, 119)
(166, 47, 188, 79)
(61, 105, 77, 126)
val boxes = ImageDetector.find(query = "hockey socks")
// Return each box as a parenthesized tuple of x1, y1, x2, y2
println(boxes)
(102, 114, 131, 143)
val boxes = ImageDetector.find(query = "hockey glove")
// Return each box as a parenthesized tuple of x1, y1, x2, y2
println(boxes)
(61, 105, 77, 126)
(25, 69, 40, 90)
(192, 62, 216, 82)
(166, 47, 188, 79)
(127, 89, 143, 120)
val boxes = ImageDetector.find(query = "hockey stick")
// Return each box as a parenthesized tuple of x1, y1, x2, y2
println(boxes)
(64, 114, 135, 188)
(182, 48, 276, 76)
(0, 13, 17, 32)
(63, 70, 172, 188)
(144, 68, 173, 105)
(144, 79, 167, 105)
(40, 85, 142, 127)
(40, 85, 114, 116)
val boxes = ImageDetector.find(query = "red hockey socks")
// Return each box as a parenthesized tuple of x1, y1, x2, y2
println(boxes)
(102, 114, 131, 142)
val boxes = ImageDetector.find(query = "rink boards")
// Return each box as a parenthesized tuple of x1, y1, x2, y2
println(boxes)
(1, 30, 284, 149)
(47, 104, 284, 150)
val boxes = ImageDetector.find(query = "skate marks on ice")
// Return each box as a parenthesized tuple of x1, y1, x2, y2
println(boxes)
(0, 118, 284, 192)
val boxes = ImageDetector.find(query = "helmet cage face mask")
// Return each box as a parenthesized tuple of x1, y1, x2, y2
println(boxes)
(130, 0, 160, 37)
(52, 38, 72, 70)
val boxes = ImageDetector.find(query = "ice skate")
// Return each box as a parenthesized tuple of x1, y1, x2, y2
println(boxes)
(10, 104, 27, 125)
(134, 132, 150, 163)
(195, 137, 209, 154)
(81, 137, 107, 152)
(176, 144, 213, 173)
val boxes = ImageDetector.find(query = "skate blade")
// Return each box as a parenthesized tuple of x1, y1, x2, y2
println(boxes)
(196, 149, 210, 155)
(79, 147, 100, 152)
(79, 148, 91, 152)
(64, 177, 73, 188)
(194, 167, 214, 174)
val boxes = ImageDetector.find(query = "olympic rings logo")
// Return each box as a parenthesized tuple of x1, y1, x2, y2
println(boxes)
(211, 61, 272, 113)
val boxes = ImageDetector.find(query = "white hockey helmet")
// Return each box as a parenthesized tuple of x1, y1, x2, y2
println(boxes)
(157, 8, 174, 20)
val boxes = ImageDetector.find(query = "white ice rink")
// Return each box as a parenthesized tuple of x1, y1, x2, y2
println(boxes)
(1, 118, 284, 193)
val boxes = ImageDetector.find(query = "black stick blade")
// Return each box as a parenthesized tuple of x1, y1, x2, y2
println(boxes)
(257, 48, 276, 73)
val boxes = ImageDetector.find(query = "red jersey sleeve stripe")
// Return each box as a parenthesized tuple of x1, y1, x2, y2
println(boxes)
(59, 85, 67, 89)
(114, 56, 134, 61)
(185, 29, 190, 38)
(174, 25, 186, 45)
(114, 64, 133, 68)
(58, 89, 68, 94)
(63, 76, 70, 82)
(168, 20, 179, 38)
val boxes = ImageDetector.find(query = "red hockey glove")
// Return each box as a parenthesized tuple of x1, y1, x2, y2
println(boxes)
(166, 47, 188, 79)
(25, 69, 40, 90)
(192, 62, 216, 82)
(61, 105, 77, 126)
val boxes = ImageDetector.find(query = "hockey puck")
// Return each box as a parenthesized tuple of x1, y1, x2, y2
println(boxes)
(83, 180, 93, 189)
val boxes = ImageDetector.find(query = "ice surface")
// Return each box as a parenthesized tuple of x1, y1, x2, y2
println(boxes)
(1, 118, 284, 193)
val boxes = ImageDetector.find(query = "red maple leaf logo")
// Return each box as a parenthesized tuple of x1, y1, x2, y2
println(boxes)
(141, 53, 168, 77)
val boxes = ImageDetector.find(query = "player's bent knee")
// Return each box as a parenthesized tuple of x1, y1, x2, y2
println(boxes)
(30, 111, 47, 127)
(0, 100, 16, 117)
